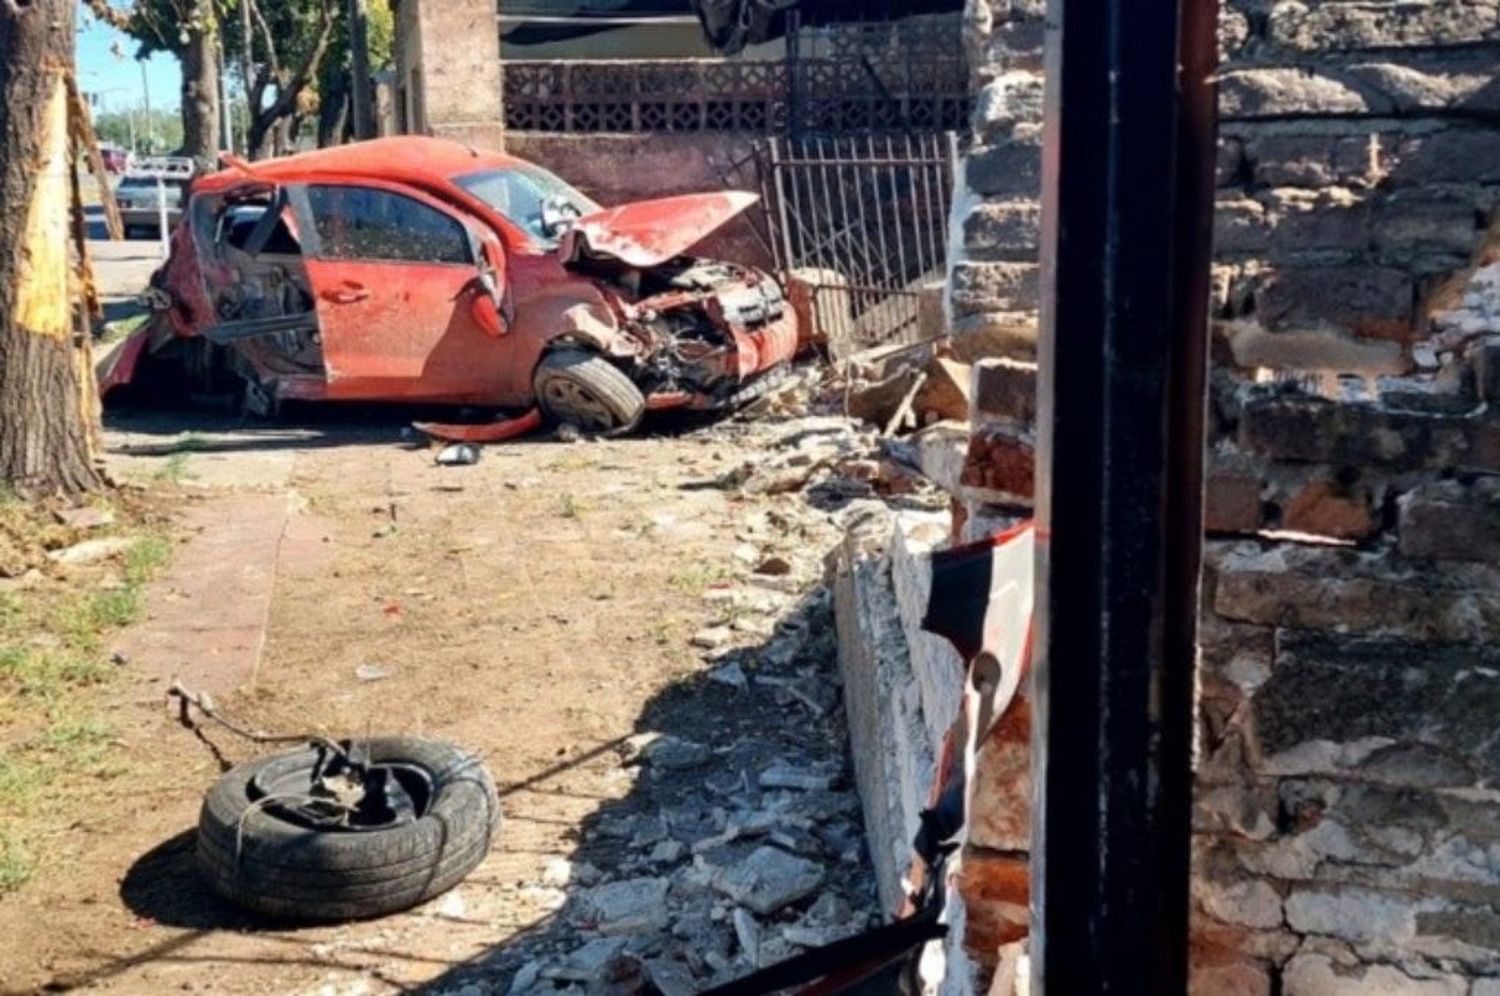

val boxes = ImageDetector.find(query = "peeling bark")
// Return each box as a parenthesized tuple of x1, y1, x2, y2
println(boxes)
(0, 0, 105, 497)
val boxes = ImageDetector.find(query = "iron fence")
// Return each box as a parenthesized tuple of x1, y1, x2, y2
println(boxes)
(753, 132, 958, 355)
(787, 14, 969, 136)
(503, 15, 968, 136)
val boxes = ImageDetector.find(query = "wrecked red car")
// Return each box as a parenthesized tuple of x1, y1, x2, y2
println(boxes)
(100, 136, 798, 433)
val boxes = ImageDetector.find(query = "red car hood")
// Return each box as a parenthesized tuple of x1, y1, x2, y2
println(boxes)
(562, 191, 759, 268)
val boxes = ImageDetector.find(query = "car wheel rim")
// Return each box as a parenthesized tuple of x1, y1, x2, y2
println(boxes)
(249, 756, 435, 832)
(542, 378, 616, 430)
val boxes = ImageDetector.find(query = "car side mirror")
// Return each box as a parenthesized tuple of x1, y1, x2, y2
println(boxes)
(470, 272, 508, 338)
(540, 195, 580, 239)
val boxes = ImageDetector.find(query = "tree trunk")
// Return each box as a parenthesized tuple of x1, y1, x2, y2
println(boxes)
(0, 0, 104, 497)
(317, 71, 350, 147)
(179, 0, 221, 168)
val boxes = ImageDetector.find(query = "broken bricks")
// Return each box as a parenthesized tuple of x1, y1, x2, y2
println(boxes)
(845, 349, 976, 434)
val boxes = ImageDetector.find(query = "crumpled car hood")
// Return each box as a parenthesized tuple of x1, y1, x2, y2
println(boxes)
(561, 191, 759, 269)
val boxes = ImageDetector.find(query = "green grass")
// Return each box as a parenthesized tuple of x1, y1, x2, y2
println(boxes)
(154, 451, 193, 484)
(152, 434, 209, 484)
(99, 313, 150, 345)
(0, 830, 34, 896)
(667, 562, 732, 596)
(0, 522, 172, 899)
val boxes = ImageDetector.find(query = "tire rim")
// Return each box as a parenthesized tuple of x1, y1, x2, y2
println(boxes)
(540, 377, 617, 431)
(249, 756, 434, 833)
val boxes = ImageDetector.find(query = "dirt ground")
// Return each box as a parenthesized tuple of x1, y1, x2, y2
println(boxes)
(0, 400, 880, 996)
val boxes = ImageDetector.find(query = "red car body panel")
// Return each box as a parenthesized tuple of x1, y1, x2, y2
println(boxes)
(563, 191, 760, 269)
(104, 137, 798, 415)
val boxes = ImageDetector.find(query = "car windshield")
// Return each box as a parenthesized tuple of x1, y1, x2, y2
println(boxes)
(454, 166, 600, 245)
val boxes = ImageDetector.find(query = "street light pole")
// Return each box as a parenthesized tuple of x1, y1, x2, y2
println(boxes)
(140, 61, 153, 152)
(220, 69, 235, 155)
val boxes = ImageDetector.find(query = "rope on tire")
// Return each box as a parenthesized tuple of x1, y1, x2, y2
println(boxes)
(168, 679, 349, 760)
(170, 680, 369, 870)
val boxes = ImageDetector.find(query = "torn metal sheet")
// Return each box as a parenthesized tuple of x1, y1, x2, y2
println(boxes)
(563, 191, 760, 269)
(414, 408, 544, 444)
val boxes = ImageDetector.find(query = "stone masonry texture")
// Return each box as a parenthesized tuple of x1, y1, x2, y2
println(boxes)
(934, 0, 1500, 992)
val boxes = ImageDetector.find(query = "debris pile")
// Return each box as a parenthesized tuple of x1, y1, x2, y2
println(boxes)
(442, 409, 943, 996)
(0, 496, 137, 588)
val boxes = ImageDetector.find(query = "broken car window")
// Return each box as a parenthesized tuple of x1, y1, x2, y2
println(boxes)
(220, 204, 301, 255)
(454, 167, 600, 246)
(305, 185, 472, 265)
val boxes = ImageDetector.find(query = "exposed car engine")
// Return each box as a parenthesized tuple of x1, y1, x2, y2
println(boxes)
(622, 260, 789, 401)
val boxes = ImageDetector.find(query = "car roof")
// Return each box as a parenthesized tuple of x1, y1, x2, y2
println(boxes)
(195, 136, 528, 194)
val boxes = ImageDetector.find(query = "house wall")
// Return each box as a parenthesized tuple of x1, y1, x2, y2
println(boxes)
(503, 131, 774, 269)
(391, 0, 505, 148)
(933, 0, 1500, 991)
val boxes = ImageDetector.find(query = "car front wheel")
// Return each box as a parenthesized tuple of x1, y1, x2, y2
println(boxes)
(533, 349, 646, 436)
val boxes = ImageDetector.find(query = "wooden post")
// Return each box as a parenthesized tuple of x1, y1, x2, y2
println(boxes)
(66, 74, 123, 241)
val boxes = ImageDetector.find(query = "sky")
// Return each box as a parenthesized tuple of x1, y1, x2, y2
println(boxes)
(76, 2, 184, 114)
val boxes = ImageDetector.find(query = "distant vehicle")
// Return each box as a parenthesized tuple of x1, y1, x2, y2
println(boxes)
(115, 172, 189, 238)
(100, 144, 129, 174)
(99, 136, 798, 435)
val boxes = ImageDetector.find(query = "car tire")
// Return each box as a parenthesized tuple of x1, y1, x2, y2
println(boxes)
(195, 736, 499, 922)
(534, 349, 646, 436)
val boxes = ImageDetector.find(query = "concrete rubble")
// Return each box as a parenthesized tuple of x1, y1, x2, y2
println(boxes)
(428, 400, 949, 996)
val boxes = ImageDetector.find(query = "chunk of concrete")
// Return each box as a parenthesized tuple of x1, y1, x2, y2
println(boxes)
(582, 877, 671, 935)
(706, 846, 825, 915)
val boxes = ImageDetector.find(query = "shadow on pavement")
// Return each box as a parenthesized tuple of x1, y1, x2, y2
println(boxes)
(406, 586, 880, 995)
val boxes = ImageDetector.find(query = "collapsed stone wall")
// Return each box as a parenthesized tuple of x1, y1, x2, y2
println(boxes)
(928, 0, 1500, 991)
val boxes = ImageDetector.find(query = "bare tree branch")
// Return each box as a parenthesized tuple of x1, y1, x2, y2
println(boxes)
(81, 0, 133, 32)
(246, 0, 338, 157)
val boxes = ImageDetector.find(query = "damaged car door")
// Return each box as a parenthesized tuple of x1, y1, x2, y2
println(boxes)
(288, 181, 514, 403)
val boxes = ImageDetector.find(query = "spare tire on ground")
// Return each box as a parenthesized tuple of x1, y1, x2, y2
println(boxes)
(196, 736, 499, 921)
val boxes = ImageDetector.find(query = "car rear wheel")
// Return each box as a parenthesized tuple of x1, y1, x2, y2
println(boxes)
(534, 349, 646, 436)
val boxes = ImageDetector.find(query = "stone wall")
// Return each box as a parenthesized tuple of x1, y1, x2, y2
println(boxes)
(927, 0, 1500, 991)
(830, 508, 983, 992)
(391, 0, 505, 148)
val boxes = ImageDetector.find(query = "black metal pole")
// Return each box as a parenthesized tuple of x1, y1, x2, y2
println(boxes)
(347, 0, 373, 139)
(1028, 0, 1219, 990)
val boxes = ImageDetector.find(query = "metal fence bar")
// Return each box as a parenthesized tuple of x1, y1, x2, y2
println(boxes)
(754, 131, 955, 353)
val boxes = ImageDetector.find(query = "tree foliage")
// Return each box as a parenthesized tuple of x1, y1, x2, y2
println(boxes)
(82, 0, 222, 163)
(91, 108, 186, 153)
(85, 0, 395, 159)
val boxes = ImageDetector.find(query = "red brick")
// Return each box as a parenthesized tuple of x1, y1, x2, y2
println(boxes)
(1206, 472, 1264, 534)
(913, 357, 973, 425)
(962, 424, 1036, 497)
(957, 849, 1030, 966)
(968, 694, 1031, 852)
(1278, 479, 1376, 540)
